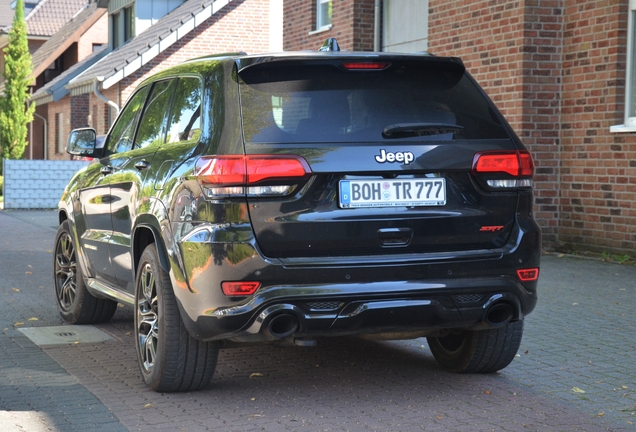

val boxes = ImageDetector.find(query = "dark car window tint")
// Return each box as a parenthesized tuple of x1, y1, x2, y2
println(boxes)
(106, 86, 150, 155)
(166, 77, 202, 144)
(135, 80, 177, 149)
(239, 62, 510, 143)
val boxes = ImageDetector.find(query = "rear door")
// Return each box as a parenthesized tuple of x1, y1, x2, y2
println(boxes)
(108, 79, 177, 293)
(238, 58, 529, 259)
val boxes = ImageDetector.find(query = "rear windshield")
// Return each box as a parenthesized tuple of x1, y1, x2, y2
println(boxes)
(239, 60, 509, 143)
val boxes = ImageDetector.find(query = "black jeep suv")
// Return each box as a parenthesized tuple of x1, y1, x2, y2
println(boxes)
(55, 41, 541, 392)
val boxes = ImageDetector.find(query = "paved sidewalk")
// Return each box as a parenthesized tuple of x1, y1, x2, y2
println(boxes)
(0, 210, 635, 431)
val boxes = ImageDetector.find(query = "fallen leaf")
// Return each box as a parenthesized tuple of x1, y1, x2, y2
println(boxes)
(144, 403, 154, 408)
(485, 390, 491, 395)
(73, 341, 79, 344)
(12, 288, 19, 292)
(572, 387, 586, 393)
(251, 398, 256, 401)
(46, 250, 52, 253)
(598, 412, 604, 417)
(25, 271, 32, 275)
(27, 317, 38, 321)
(249, 373, 264, 378)
(28, 265, 33, 269)
(558, 254, 565, 257)
(117, 303, 125, 308)
(572, 302, 579, 306)
(437, 415, 443, 420)
(14, 322, 24, 327)
(622, 385, 629, 389)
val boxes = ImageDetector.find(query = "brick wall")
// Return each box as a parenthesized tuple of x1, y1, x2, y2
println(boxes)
(2, 159, 89, 209)
(78, 12, 108, 61)
(284, 0, 375, 51)
(558, 0, 636, 255)
(70, 94, 90, 130)
(47, 98, 72, 161)
(429, 0, 563, 247)
(428, 0, 636, 255)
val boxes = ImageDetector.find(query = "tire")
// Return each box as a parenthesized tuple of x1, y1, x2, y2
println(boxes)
(53, 220, 117, 324)
(427, 320, 523, 373)
(135, 244, 219, 392)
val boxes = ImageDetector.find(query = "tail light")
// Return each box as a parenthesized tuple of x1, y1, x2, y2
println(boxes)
(341, 62, 390, 70)
(517, 268, 539, 282)
(222, 281, 261, 296)
(195, 155, 312, 198)
(472, 150, 534, 189)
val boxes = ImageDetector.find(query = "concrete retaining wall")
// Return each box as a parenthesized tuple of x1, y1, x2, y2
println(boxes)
(2, 159, 89, 209)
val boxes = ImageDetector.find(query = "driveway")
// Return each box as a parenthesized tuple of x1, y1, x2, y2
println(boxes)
(0, 210, 634, 431)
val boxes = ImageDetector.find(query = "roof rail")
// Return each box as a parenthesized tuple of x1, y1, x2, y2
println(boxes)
(319, 38, 340, 52)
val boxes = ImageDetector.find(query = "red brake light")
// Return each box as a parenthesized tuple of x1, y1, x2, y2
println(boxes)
(473, 151, 534, 177)
(222, 281, 261, 296)
(519, 151, 534, 176)
(195, 155, 312, 197)
(195, 155, 311, 186)
(341, 62, 390, 70)
(246, 156, 311, 184)
(517, 268, 539, 282)
(195, 156, 245, 186)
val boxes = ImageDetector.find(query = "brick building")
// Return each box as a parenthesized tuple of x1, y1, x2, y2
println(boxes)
(0, 0, 102, 160)
(283, 0, 636, 257)
(30, 0, 281, 160)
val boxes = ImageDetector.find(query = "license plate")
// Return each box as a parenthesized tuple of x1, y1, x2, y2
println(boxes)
(339, 178, 446, 208)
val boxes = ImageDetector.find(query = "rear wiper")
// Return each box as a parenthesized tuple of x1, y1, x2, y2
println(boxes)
(382, 123, 463, 139)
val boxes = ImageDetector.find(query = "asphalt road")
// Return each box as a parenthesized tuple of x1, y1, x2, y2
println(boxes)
(0, 210, 635, 431)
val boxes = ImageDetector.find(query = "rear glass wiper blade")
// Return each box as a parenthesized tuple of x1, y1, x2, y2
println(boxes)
(382, 123, 464, 139)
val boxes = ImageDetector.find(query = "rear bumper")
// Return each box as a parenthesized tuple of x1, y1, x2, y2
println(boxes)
(171, 218, 540, 342)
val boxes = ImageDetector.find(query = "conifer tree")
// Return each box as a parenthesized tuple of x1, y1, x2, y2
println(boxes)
(0, 0, 35, 167)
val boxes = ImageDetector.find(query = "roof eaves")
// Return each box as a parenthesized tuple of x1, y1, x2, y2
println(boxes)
(94, 0, 231, 90)
(30, 5, 105, 79)
(30, 92, 53, 104)
(32, 45, 110, 104)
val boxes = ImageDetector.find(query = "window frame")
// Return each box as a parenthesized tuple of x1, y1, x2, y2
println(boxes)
(316, 0, 332, 31)
(165, 76, 203, 145)
(613, 0, 636, 131)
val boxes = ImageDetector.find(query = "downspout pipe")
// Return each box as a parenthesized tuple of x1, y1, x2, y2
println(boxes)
(32, 110, 48, 160)
(374, 0, 381, 52)
(93, 77, 119, 117)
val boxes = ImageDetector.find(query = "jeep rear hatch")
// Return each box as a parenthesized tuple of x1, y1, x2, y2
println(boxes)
(234, 56, 532, 259)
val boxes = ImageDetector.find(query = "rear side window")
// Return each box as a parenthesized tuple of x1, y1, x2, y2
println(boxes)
(239, 61, 509, 143)
(166, 77, 202, 144)
(106, 85, 150, 155)
(135, 79, 177, 149)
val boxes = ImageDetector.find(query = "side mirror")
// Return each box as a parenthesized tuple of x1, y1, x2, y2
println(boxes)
(67, 128, 103, 158)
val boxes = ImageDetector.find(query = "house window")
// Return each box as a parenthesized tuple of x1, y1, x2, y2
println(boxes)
(625, 2, 636, 127)
(124, 6, 134, 42)
(316, 0, 332, 31)
(111, 6, 134, 49)
(111, 11, 121, 48)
